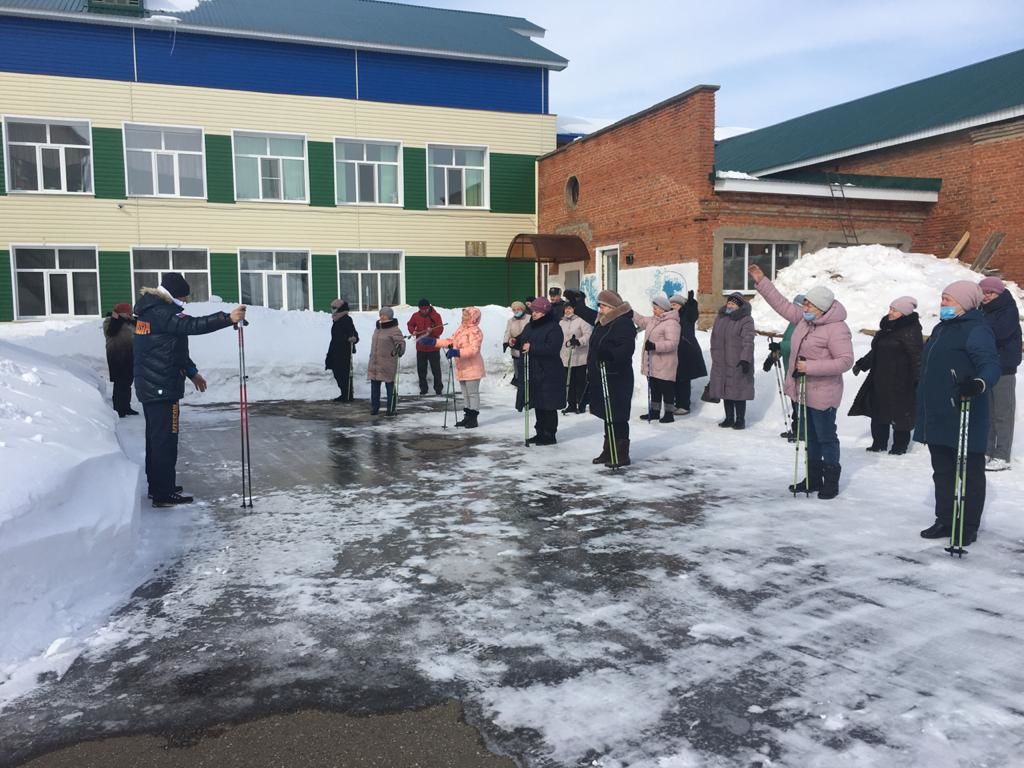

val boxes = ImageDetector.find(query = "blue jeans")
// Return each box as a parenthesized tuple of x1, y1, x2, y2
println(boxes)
(798, 405, 840, 466)
(370, 380, 395, 414)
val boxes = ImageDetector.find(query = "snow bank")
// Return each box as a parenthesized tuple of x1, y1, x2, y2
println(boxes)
(0, 341, 141, 703)
(750, 245, 1024, 335)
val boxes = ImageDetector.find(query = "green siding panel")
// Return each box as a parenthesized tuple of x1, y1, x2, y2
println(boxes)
(405, 257, 534, 308)
(92, 127, 126, 200)
(311, 253, 338, 312)
(0, 125, 5, 195)
(205, 134, 235, 204)
(490, 153, 536, 214)
(99, 251, 132, 312)
(0, 251, 13, 321)
(308, 141, 336, 208)
(210, 253, 239, 302)
(403, 146, 427, 210)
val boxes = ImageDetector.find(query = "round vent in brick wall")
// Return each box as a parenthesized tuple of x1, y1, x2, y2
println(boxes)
(565, 176, 580, 209)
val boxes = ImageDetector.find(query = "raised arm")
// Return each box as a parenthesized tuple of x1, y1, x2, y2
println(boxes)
(749, 265, 803, 325)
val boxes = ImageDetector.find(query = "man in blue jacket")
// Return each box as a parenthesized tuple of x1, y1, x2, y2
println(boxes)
(915, 281, 1000, 545)
(134, 273, 246, 507)
(979, 277, 1021, 472)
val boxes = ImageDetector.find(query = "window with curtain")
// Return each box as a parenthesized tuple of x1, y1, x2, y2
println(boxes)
(233, 132, 307, 202)
(4, 118, 92, 193)
(723, 241, 801, 293)
(124, 124, 204, 198)
(337, 251, 402, 311)
(335, 139, 401, 205)
(132, 248, 210, 300)
(427, 145, 487, 208)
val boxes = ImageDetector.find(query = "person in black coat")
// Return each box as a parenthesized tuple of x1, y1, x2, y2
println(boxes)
(979, 277, 1021, 470)
(564, 288, 598, 326)
(587, 289, 636, 467)
(669, 290, 707, 413)
(134, 273, 246, 507)
(104, 302, 138, 417)
(325, 298, 359, 402)
(849, 296, 923, 455)
(915, 281, 1000, 545)
(520, 297, 566, 445)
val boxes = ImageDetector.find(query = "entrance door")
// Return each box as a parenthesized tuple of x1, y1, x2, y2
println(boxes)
(597, 245, 619, 292)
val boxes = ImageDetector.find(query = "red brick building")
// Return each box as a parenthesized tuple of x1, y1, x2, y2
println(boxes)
(536, 49, 1024, 315)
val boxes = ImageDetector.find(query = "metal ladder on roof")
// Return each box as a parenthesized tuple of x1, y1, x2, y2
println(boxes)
(827, 172, 860, 245)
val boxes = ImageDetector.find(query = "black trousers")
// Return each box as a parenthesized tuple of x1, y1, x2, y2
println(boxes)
(331, 356, 353, 400)
(563, 364, 588, 410)
(602, 420, 629, 440)
(723, 399, 747, 421)
(929, 445, 986, 533)
(144, 400, 179, 500)
(417, 350, 443, 394)
(647, 377, 675, 412)
(675, 377, 692, 410)
(112, 375, 133, 415)
(514, 356, 525, 411)
(535, 409, 559, 437)
(871, 418, 910, 450)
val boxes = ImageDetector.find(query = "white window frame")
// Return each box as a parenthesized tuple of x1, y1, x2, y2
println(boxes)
(337, 249, 405, 312)
(596, 244, 620, 293)
(231, 130, 309, 204)
(10, 243, 101, 319)
(722, 240, 802, 294)
(130, 246, 211, 301)
(426, 142, 489, 210)
(334, 137, 403, 207)
(3, 115, 94, 195)
(237, 248, 312, 311)
(122, 122, 207, 199)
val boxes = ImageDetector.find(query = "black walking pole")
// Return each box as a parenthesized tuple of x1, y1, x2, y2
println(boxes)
(237, 321, 253, 508)
(443, 355, 456, 429)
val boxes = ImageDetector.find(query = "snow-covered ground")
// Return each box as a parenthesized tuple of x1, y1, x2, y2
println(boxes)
(2, 247, 1023, 765)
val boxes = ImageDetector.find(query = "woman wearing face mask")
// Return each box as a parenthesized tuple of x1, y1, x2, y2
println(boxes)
(503, 301, 530, 412)
(708, 292, 755, 429)
(519, 297, 566, 444)
(915, 281, 1000, 545)
(749, 264, 854, 499)
(559, 301, 592, 414)
(848, 296, 923, 454)
(633, 291, 681, 423)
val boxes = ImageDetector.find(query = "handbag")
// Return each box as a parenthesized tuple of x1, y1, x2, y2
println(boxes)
(701, 384, 720, 404)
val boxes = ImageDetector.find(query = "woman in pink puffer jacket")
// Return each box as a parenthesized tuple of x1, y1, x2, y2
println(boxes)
(433, 307, 485, 428)
(633, 292, 681, 422)
(750, 264, 853, 500)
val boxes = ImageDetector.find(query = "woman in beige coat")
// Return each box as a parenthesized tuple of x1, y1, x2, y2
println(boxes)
(633, 292, 681, 423)
(503, 300, 530, 411)
(559, 302, 592, 414)
(367, 307, 406, 416)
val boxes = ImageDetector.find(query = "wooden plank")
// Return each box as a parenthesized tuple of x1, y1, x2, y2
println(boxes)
(947, 231, 970, 260)
(971, 232, 1005, 273)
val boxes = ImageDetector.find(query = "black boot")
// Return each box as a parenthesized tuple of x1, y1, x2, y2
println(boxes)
(640, 410, 659, 421)
(152, 491, 195, 508)
(818, 464, 841, 500)
(462, 409, 479, 429)
(789, 461, 822, 494)
(605, 438, 631, 468)
(592, 434, 611, 464)
(732, 401, 746, 430)
(867, 419, 889, 451)
(659, 411, 675, 423)
(455, 409, 469, 427)
(889, 430, 910, 455)
(920, 520, 952, 539)
(719, 400, 735, 428)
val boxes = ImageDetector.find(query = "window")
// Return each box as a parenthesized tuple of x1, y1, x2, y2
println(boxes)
(564, 269, 581, 291)
(597, 246, 619, 292)
(233, 132, 306, 202)
(335, 139, 400, 205)
(427, 145, 486, 208)
(4, 117, 92, 193)
(132, 248, 210, 301)
(14, 246, 99, 318)
(565, 175, 580, 208)
(338, 251, 402, 311)
(124, 124, 204, 198)
(723, 241, 800, 293)
(239, 250, 310, 310)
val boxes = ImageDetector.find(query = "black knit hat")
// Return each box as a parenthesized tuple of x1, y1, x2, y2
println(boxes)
(418, 298, 431, 308)
(161, 272, 191, 299)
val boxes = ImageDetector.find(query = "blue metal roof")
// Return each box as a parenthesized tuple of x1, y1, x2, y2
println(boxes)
(0, 0, 568, 69)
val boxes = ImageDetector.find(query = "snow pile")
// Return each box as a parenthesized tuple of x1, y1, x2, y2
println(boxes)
(750, 245, 1023, 335)
(0, 341, 141, 704)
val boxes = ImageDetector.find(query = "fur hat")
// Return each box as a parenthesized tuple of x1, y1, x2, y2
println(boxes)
(330, 298, 349, 312)
(890, 296, 918, 316)
(530, 297, 552, 314)
(597, 290, 624, 308)
(804, 286, 835, 312)
(548, 286, 562, 297)
(942, 281, 983, 312)
(979, 277, 1006, 295)
(726, 292, 745, 306)
(113, 302, 132, 315)
(379, 306, 395, 320)
(160, 272, 191, 299)
(651, 291, 672, 311)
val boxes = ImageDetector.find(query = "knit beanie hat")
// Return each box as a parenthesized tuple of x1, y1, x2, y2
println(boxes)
(669, 293, 687, 306)
(979, 277, 1006, 295)
(890, 296, 918, 316)
(726, 292, 745, 306)
(511, 300, 526, 311)
(379, 306, 395, 320)
(161, 272, 191, 299)
(331, 298, 349, 311)
(942, 280, 983, 311)
(530, 297, 552, 314)
(804, 286, 835, 312)
(597, 289, 624, 308)
(113, 302, 132, 315)
(418, 298, 431, 308)
(652, 291, 672, 311)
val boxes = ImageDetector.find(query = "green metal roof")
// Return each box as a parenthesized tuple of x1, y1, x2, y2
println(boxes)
(771, 171, 943, 193)
(0, 0, 568, 69)
(716, 47, 1024, 174)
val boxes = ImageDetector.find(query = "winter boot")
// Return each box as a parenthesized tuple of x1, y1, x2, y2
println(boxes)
(534, 431, 557, 446)
(605, 438, 631, 468)
(152, 491, 195, 508)
(867, 420, 889, 451)
(719, 400, 735, 428)
(640, 410, 660, 421)
(455, 409, 470, 427)
(889, 430, 911, 455)
(659, 411, 675, 423)
(818, 464, 841, 500)
(789, 461, 822, 494)
(920, 520, 952, 539)
(732, 402, 747, 430)
(731, 418, 745, 430)
(462, 409, 479, 429)
(592, 434, 611, 464)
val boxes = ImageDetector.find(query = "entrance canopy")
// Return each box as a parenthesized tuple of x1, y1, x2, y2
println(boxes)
(505, 234, 590, 301)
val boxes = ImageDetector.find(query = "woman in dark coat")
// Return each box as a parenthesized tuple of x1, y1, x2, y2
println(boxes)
(979, 276, 1021, 470)
(915, 281, 1000, 546)
(587, 290, 636, 467)
(325, 299, 359, 401)
(708, 292, 755, 429)
(849, 296, 923, 455)
(669, 291, 707, 414)
(104, 302, 137, 417)
(519, 297, 566, 445)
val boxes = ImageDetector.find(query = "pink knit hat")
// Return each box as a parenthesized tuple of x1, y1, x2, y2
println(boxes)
(979, 277, 1006, 295)
(942, 280, 983, 311)
(529, 297, 552, 314)
(890, 296, 917, 316)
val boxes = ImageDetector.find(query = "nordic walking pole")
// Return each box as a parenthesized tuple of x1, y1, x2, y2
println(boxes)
(601, 361, 619, 468)
(564, 341, 574, 413)
(443, 355, 456, 429)
(801, 372, 809, 496)
(947, 372, 971, 557)
(646, 349, 653, 418)
(389, 345, 401, 416)
(237, 323, 247, 507)
(237, 321, 253, 508)
(523, 350, 531, 447)
(348, 340, 355, 400)
(774, 357, 791, 434)
(792, 363, 807, 498)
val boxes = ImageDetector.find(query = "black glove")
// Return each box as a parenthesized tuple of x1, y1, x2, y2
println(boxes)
(569, 335, 581, 347)
(738, 360, 751, 374)
(687, 290, 694, 301)
(852, 363, 862, 376)
(852, 355, 869, 376)
(502, 342, 509, 353)
(564, 289, 583, 303)
(644, 340, 656, 351)
(768, 341, 781, 352)
(762, 354, 776, 373)
(958, 378, 985, 399)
